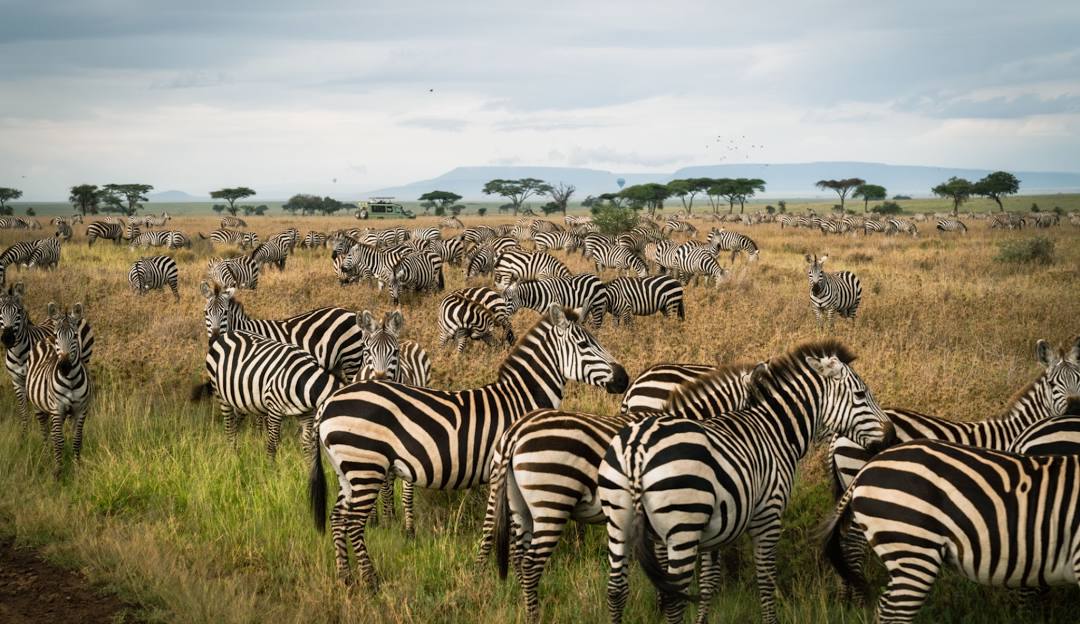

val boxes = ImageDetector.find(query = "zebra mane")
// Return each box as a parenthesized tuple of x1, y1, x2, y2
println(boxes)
(497, 307, 581, 379)
(746, 340, 857, 400)
(663, 361, 756, 412)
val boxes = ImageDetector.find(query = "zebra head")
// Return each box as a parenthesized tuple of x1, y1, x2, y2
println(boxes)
(801, 351, 893, 453)
(200, 281, 237, 339)
(1036, 337, 1080, 413)
(805, 254, 827, 289)
(357, 310, 404, 381)
(542, 304, 628, 394)
(0, 282, 27, 348)
(47, 302, 83, 374)
(501, 283, 520, 316)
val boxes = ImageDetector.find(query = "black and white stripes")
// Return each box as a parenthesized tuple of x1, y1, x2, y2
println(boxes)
(805, 254, 861, 328)
(129, 256, 180, 301)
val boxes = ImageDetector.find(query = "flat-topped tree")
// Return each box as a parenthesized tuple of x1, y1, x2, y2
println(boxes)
(418, 190, 463, 216)
(618, 183, 670, 217)
(545, 183, 575, 215)
(69, 184, 103, 215)
(853, 183, 887, 213)
(482, 178, 552, 216)
(734, 177, 766, 213)
(932, 176, 974, 216)
(815, 178, 865, 211)
(210, 187, 256, 215)
(666, 178, 710, 215)
(0, 188, 22, 215)
(973, 171, 1019, 212)
(704, 178, 733, 214)
(103, 183, 153, 216)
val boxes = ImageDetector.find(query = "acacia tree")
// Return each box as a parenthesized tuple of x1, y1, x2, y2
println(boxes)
(103, 183, 153, 216)
(666, 178, 710, 214)
(546, 183, 575, 215)
(69, 184, 103, 215)
(734, 178, 766, 213)
(853, 183, 887, 213)
(618, 183, 670, 216)
(815, 178, 866, 211)
(482, 178, 552, 216)
(418, 190, 463, 216)
(210, 187, 256, 214)
(704, 178, 733, 213)
(932, 177, 974, 216)
(0, 187, 22, 215)
(972, 171, 1019, 212)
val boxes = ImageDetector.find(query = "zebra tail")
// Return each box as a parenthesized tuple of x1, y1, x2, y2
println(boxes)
(493, 459, 513, 580)
(198, 232, 208, 239)
(820, 480, 865, 596)
(676, 299, 685, 320)
(189, 380, 214, 401)
(309, 436, 327, 534)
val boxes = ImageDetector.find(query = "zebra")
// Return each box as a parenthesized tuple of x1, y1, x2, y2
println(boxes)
(128, 256, 179, 301)
(581, 233, 617, 258)
(885, 218, 918, 237)
(1009, 411, 1080, 456)
(861, 218, 885, 235)
(85, 222, 128, 246)
(271, 227, 301, 254)
(200, 281, 365, 380)
(824, 439, 1080, 624)
(0, 241, 39, 267)
(452, 287, 515, 345)
(707, 228, 759, 262)
(466, 239, 520, 279)
(502, 274, 608, 328)
(673, 242, 726, 286)
(936, 218, 968, 233)
(492, 249, 571, 288)
(0, 283, 55, 430)
(604, 276, 685, 325)
(598, 341, 893, 624)
(200, 229, 260, 249)
(429, 236, 464, 266)
(484, 363, 757, 623)
(438, 292, 500, 352)
(533, 231, 580, 254)
(440, 216, 464, 229)
(207, 256, 260, 290)
(662, 218, 698, 237)
(55, 222, 73, 242)
(826, 336, 1080, 601)
(129, 230, 189, 250)
(309, 304, 629, 589)
(352, 309, 433, 534)
(408, 226, 440, 242)
(589, 244, 648, 278)
(302, 231, 328, 249)
(618, 363, 715, 415)
(806, 254, 861, 328)
(27, 303, 93, 479)
(199, 330, 342, 458)
(385, 250, 444, 306)
(143, 211, 171, 227)
(250, 240, 289, 271)
(27, 236, 61, 270)
(221, 216, 248, 228)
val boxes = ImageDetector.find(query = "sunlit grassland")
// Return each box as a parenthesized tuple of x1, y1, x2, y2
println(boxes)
(0, 215, 1078, 623)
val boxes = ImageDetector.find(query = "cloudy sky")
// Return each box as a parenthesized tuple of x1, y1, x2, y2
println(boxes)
(3, 0, 1079, 199)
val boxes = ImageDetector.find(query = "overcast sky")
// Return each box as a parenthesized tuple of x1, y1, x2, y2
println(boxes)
(3, 0, 1079, 199)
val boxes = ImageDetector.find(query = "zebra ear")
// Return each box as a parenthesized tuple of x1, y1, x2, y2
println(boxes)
(1036, 339, 1060, 367)
(223, 287, 236, 300)
(47, 302, 58, 320)
(804, 253, 813, 264)
(359, 310, 377, 333)
(199, 281, 213, 299)
(805, 355, 844, 379)
(747, 361, 770, 389)
(11, 282, 24, 300)
(819, 255, 829, 264)
(547, 304, 569, 330)
(385, 310, 404, 337)
(1068, 336, 1080, 364)
(71, 303, 84, 321)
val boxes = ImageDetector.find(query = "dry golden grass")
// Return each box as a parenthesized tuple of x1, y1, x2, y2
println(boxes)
(0, 213, 1077, 623)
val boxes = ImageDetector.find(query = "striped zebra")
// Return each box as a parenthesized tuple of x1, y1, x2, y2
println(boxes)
(353, 309, 433, 534)
(84, 222, 125, 246)
(55, 222, 73, 242)
(27, 303, 93, 479)
(200, 229, 260, 249)
(662, 218, 698, 237)
(143, 211, 171, 227)
(129, 256, 179, 301)
(408, 226, 439, 242)
(484, 363, 756, 623)
(129, 230, 189, 250)
(589, 244, 648, 278)
(200, 282, 365, 380)
(502, 274, 608, 328)
(598, 341, 893, 624)
(250, 239, 289, 270)
(604, 276, 684, 325)
(533, 231, 580, 254)
(707, 228, 759, 262)
(429, 236, 464, 266)
(564, 215, 591, 226)
(220, 216, 248, 228)
(440, 216, 464, 229)
(581, 233, 616, 258)
(936, 218, 968, 233)
(885, 218, 918, 237)
(302, 231, 328, 249)
(1009, 409, 1080, 456)
(199, 330, 342, 458)
(653, 241, 726, 286)
(452, 287, 515, 345)
(806, 254, 861, 328)
(824, 439, 1080, 624)
(309, 305, 629, 588)
(493, 249, 571, 288)
(0, 283, 55, 430)
(861, 218, 885, 235)
(619, 363, 715, 415)
(0, 241, 38, 267)
(438, 293, 500, 352)
(207, 256, 260, 290)
(27, 236, 61, 269)
(385, 250, 444, 306)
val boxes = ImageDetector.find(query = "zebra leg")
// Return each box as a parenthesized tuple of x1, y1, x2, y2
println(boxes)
(72, 409, 87, 468)
(876, 553, 942, 624)
(329, 494, 353, 585)
(36, 411, 49, 444)
(750, 522, 782, 624)
(658, 540, 695, 624)
(220, 403, 238, 449)
(13, 381, 29, 433)
(604, 490, 635, 624)
(374, 478, 395, 525)
(341, 479, 382, 590)
(455, 331, 467, 353)
(265, 412, 283, 459)
(402, 481, 416, 537)
(169, 278, 179, 302)
(519, 511, 572, 624)
(694, 550, 724, 624)
(477, 466, 507, 565)
(49, 412, 65, 479)
(840, 529, 869, 604)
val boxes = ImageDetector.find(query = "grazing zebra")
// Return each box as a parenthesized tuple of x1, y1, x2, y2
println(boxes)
(861, 218, 885, 235)
(619, 362, 715, 415)
(271, 227, 301, 254)
(598, 341, 893, 624)
(438, 292, 500, 352)
(200, 282, 365, 380)
(129, 230, 189, 250)
(502, 274, 608, 328)
(27, 303, 93, 479)
(309, 305, 629, 589)
(492, 249, 571, 288)
(27, 236, 61, 269)
(428, 236, 464, 266)
(662, 218, 698, 237)
(806, 254, 861, 328)
(440, 216, 464, 229)
(301, 231, 328, 249)
(408, 226, 439, 242)
(207, 256, 260, 290)
(250, 240, 289, 270)
(604, 276, 685, 325)
(581, 233, 617, 258)
(707, 228, 759, 262)
(936, 218, 968, 233)
(55, 222, 73, 242)
(128, 256, 179, 301)
(589, 244, 648, 278)
(674, 242, 726, 286)
(485, 363, 757, 623)
(200, 330, 342, 458)
(337, 243, 408, 289)
(221, 216, 248, 228)
(466, 240, 520, 279)
(143, 211, 171, 227)
(885, 218, 918, 237)
(824, 439, 1080, 624)
(385, 250, 444, 306)
(452, 287, 515, 345)
(200, 229, 260, 249)
(533, 231, 580, 254)
(0, 241, 38, 267)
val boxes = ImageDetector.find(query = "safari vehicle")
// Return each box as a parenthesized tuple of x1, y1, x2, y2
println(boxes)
(355, 197, 415, 220)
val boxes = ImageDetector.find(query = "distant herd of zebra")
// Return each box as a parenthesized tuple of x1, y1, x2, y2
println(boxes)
(0, 210, 1078, 624)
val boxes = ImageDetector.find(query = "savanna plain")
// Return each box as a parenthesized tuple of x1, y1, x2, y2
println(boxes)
(0, 208, 1078, 623)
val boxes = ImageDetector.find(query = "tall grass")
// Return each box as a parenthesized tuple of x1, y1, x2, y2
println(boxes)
(0, 216, 1078, 623)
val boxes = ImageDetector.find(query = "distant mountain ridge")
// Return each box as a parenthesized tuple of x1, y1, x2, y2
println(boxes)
(149, 190, 208, 201)
(362, 162, 1080, 201)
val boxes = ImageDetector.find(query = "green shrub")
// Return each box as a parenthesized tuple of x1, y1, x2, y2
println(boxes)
(589, 204, 638, 235)
(872, 201, 903, 215)
(995, 237, 1054, 265)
